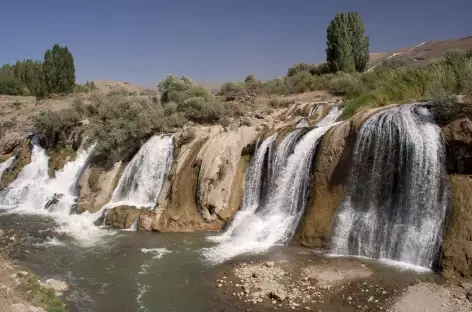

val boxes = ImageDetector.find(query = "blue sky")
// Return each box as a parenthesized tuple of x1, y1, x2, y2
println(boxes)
(1, 0, 471, 86)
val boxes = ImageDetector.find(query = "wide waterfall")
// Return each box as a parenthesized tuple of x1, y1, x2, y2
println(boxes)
(107, 135, 173, 209)
(331, 104, 448, 268)
(204, 107, 341, 263)
(0, 156, 15, 181)
(0, 137, 107, 244)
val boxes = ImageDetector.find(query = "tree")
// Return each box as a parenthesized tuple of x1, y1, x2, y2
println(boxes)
(326, 12, 369, 73)
(43, 44, 76, 94)
(347, 12, 369, 72)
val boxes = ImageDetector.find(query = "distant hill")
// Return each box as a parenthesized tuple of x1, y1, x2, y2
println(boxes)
(91, 80, 157, 95)
(367, 36, 472, 71)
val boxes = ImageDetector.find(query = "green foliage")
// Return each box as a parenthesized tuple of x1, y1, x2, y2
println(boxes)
(85, 94, 167, 157)
(326, 12, 369, 73)
(33, 109, 81, 141)
(285, 71, 320, 93)
(74, 81, 96, 93)
(177, 97, 222, 123)
(44, 44, 76, 94)
(262, 78, 289, 95)
(19, 272, 67, 312)
(340, 50, 472, 118)
(219, 81, 246, 100)
(0, 44, 75, 97)
(158, 75, 212, 104)
(347, 12, 370, 72)
(0, 75, 27, 95)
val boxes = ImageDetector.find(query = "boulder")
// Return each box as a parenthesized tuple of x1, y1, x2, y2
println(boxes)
(295, 105, 398, 248)
(76, 161, 122, 213)
(41, 278, 69, 292)
(440, 175, 472, 278)
(0, 131, 23, 155)
(104, 206, 141, 229)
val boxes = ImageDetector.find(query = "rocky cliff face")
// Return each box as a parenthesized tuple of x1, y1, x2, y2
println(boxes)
(439, 114, 472, 278)
(76, 161, 123, 213)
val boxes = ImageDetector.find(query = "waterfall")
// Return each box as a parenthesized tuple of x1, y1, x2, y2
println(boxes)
(204, 107, 341, 263)
(107, 135, 173, 209)
(0, 137, 108, 244)
(331, 104, 448, 268)
(0, 156, 15, 182)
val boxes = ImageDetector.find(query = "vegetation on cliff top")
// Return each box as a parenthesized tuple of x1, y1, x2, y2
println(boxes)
(0, 44, 75, 98)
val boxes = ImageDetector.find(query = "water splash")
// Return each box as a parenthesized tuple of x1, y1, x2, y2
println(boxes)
(204, 107, 341, 263)
(0, 138, 110, 245)
(0, 156, 15, 182)
(331, 104, 448, 268)
(107, 135, 173, 209)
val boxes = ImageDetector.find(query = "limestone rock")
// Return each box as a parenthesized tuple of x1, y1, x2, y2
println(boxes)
(76, 161, 122, 213)
(41, 278, 69, 292)
(105, 206, 141, 229)
(0, 131, 23, 155)
(196, 126, 257, 222)
(0, 139, 32, 189)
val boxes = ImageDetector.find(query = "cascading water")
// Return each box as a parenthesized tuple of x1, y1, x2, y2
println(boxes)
(331, 104, 448, 268)
(204, 107, 341, 263)
(0, 137, 108, 244)
(106, 135, 173, 209)
(0, 156, 15, 181)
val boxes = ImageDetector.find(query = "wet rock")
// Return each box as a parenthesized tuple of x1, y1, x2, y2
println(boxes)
(41, 279, 69, 292)
(45, 193, 64, 211)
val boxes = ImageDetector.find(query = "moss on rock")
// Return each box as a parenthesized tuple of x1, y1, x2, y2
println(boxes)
(0, 139, 31, 189)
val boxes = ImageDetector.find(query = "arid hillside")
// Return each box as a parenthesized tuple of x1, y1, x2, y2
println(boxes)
(368, 35, 472, 71)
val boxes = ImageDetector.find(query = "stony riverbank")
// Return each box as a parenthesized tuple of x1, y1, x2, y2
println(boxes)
(0, 228, 67, 312)
(212, 251, 472, 312)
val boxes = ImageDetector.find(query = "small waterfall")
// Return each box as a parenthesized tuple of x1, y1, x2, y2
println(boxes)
(214, 134, 277, 241)
(204, 107, 341, 262)
(107, 135, 173, 209)
(331, 104, 448, 268)
(0, 137, 108, 244)
(0, 156, 15, 181)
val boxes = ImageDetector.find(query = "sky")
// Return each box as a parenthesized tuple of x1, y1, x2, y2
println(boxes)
(0, 0, 471, 86)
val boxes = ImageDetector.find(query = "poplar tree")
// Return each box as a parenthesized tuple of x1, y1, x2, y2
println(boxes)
(326, 12, 369, 73)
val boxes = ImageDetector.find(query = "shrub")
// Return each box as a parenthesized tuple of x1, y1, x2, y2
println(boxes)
(219, 81, 246, 100)
(33, 109, 80, 140)
(85, 94, 166, 157)
(268, 96, 295, 108)
(176, 97, 222, 123)
(0, 75, 27, 95)
(262, 78, 289, 95)
(158, 75, 212, 104)
(285, 71, 320, 94)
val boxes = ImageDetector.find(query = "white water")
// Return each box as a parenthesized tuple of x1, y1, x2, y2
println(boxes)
(106, 135, 173, 209)
(0, 156, 15, 181)
(331, 104, 447, 268)
(204, 108, 341, 263)
(0, 138, 110, 245)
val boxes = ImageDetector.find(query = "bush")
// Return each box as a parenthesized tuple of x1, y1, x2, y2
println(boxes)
(34, 109, 80, 139)
(262, 78, 289, 95)
(158, 75, 212, 104)
(285, 71, 320, 94)
(176, 97, 222, 123)
(219, 81, 246, 100)
(0, 75, 27, 95)
(85, 94, 166, 157)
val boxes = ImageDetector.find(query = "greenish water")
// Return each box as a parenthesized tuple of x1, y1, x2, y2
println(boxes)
(2, 214, 232, 312)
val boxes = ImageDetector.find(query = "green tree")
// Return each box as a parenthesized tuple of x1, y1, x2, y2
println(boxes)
(326, 12, 368, 73)
(347, 12, 369, 72)
(43, 44, 76, 94)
